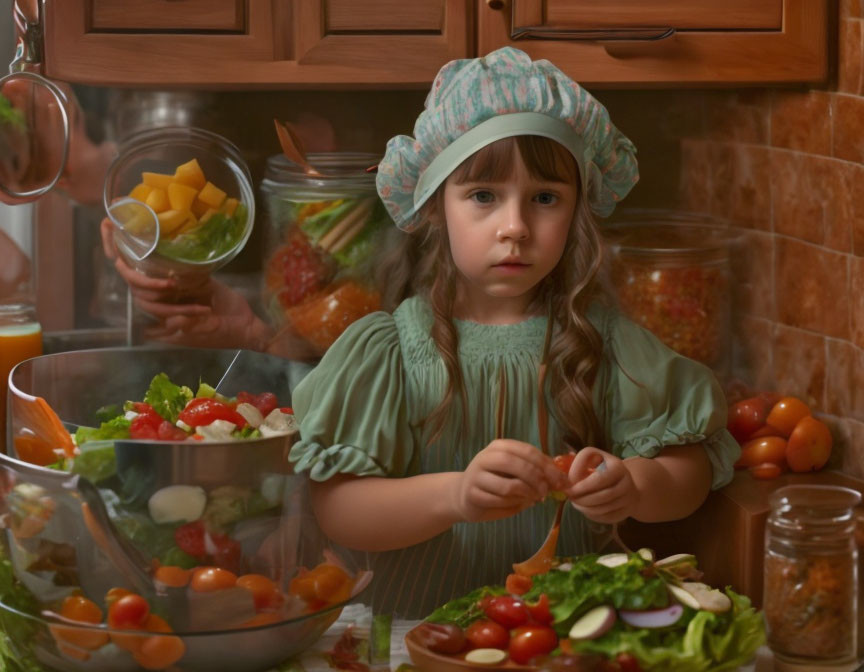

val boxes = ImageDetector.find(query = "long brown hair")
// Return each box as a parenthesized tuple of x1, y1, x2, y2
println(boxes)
(376, 135, 606, 448)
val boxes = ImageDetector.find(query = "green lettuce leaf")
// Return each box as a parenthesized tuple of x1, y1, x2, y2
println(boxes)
(0, 547, 42, 672)
(156, 205, 248, 263)
(74, 415, 130, 445)
(0, 93, 25, 131)
(143, 373, 193, 423)
(426, 585, 508, 628)
(70, 440, 118, 483)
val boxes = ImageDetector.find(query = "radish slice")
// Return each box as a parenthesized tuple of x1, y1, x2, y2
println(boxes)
(680, 582, 732, 613)
(619, 603, 684, 629)
(667, 584, 701, 610)
(654, 553, 696, 568)
(596, 553, 628, 568)
(464, 648, 508, 665)
(637, 548, 655, 562)
(568, 605, 616, 640)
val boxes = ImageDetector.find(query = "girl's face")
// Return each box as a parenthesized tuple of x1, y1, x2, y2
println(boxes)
(443, 151, 577, 323)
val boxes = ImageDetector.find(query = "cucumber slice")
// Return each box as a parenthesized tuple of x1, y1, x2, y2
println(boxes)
(464, 648, 508, 665)
(568, 605, 616, 640)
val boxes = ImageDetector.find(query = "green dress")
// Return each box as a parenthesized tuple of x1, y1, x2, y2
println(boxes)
(288, 296, 739, 619)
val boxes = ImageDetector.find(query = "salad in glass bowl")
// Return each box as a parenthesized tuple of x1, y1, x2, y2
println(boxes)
(406, 550, 765, 672)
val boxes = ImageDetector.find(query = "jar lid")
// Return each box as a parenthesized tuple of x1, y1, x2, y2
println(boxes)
(262, 152, 379, 198)
(603, 211, 735, 265)
(768, 485, 862, 539)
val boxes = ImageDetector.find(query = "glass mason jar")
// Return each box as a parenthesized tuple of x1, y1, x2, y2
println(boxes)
(260, 153, 388, 357)
(0, 303, 42, 451)
(764, 485, 861, 668)
(603, 212, 734, 374)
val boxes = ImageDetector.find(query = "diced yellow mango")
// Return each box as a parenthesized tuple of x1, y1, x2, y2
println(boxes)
(199, 208, 218, 224)
(142, 172, 175, 190)
(198, 182, 226, 209)
(221, 197, 238, 217)
(145, 187, 170, 214)
(122, 213, 151, 236)
(175, 213, 201, 236)
(129, 183, 153, 202)
(167, 182, 198, 212)
(173, 159, 207, 191)
(190, 198, 210, 219)
(157, 209, 189, 236)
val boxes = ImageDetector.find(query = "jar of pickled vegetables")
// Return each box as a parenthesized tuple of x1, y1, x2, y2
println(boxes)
(603, 213, 733, 372)
(764, 485, 861, 668)
(260, 152, 387, 356)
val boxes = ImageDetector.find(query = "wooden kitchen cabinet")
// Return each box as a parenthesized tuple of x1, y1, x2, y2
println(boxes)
(43, 0, 827, 87)
(478, 0, 828, 87)
(44, 0, 472, 87)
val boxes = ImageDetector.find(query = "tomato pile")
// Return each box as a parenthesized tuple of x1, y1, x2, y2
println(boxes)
(610, 263, 728, 367)
(727, 393, 833, 479)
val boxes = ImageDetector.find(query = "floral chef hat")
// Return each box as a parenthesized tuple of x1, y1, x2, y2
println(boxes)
(377, 47, 639, 232)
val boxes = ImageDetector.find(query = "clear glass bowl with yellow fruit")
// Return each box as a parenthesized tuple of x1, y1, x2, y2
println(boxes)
(103, 127, 255, 278)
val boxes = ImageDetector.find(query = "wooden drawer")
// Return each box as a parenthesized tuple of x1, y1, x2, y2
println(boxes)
(89, 0, 245, 32)
(325, 0, 445, 32)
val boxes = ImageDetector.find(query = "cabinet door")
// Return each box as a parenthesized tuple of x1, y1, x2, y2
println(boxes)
(478, 0, 827, 86)
(44, 0, 470, 87)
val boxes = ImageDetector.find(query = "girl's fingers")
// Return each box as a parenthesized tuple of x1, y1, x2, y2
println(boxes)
(479, 449, 549, 497)
(135, 298, 211, 318)
(569, 477, 629, 509)
(496, 440, 569, 490)
(475, 471, 543, 503)
(114, 257, 175, 290)
(568, 447, 607, 482)
(574, 504, 630, 524)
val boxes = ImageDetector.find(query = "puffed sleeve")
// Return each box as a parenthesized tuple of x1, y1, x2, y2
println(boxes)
(595, 309, 740, 490)
(288, 311, 415, 481)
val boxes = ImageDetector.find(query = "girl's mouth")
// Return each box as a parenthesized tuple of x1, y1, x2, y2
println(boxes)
(492, 262, 530, 273)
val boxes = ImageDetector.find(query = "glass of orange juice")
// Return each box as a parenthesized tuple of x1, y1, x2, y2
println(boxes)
(0, 303, 43, 451)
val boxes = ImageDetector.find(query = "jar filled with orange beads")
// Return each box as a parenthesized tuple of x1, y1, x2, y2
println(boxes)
(603, 212, 734, 374)
(0, 302, 43, 450)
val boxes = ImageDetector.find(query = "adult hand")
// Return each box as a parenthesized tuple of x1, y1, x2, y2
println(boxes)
(565, 447, 640, 524)
(450, 439, 569, 524)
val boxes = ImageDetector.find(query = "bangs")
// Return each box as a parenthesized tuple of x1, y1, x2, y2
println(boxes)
(448, 135, 581, 187)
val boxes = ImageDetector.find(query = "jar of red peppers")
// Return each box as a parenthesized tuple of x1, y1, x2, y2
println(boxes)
(764, 485, 861, 668)
(260, 153, 387, 356)
(603, 213, 733, 372)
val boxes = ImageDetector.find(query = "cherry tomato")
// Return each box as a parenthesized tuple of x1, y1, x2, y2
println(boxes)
(156, 420, 188, 442)
(134, 634, 186, 670)
(210, 532, 243, 572)
(765, 397, 811, 437)
(726, 396, 768, 443)
(289, 570, 317, 603)
(484, 595, 529, 629)
(236, 574, 285, 611)
(174, 520, 206, 559)
(311, 564, 352, 603)
(552, 454, 576, 474)
(751, 462, 784, 480)
(154, 565, 191, 588)
(178, 398, 247, 429)
(108, 594, 150, 630)
(786, 416, 832, 472)
(60, 595, 103, 624)
(748, 424, 782, 439)
(508, 624, 558, 664)
(190, 567, 238, 593)
(236, 391, 279, 417)
(129, 411, 163, 440)
(104, 587, 134, 609)
(617, 652, 644, 672)
(736, 436, 787, 469)
(526, 593, 553, 625)
(413, 622, 467, 654)
(505, 572, 533, 596)
(51, 596, 108, 650)
(142, 614, 172, 633)
(465, 619, 509, 650)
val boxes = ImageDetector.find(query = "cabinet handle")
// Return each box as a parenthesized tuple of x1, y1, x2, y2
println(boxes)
(511, 26, 675, 41)
(486, 0, 505, 9)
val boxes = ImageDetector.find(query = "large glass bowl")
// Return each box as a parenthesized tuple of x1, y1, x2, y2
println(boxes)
(2, 348, 370, 671)
(103, 127, 255, 279)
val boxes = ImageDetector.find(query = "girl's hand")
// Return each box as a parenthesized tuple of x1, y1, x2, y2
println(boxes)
(450, 439, 569, 524)
(565, 447, 639, 524)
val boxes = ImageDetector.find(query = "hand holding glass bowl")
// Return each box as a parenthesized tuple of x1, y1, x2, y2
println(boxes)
(103, 127, 255, 294)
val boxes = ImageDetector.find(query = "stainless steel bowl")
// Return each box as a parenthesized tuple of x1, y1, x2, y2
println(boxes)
(1, 347, 370, 671)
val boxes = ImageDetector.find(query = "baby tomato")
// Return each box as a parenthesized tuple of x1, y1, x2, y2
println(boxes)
(134, 634, 186, 670)
(236, 574, 285, 611)
(765, 397, 811, 437)
(786, 416, 832, 472)
(190, 567, 238, 593)
(508, 624, 558, 665)
(750, 462, 784, 480)
(726, 396, 769, 443)
(552, 454, 575, 474)
(154, 565, 191, 588)
(465, 619, 509, 650)
(107, 594, 150, 629)
(484, 595, 529, 629)
(736, 436, 787, 469)
(51, 596, 108, 651)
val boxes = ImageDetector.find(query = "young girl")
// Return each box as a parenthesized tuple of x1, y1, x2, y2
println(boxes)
(288, 47, 740, 619)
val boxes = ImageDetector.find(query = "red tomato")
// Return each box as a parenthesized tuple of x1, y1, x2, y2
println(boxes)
(748, 424, 783, 439)
(129, 411, 163, 440)
(750, 462, 784, 480)
(508, 625, 558, 665)
(505, 573, 533, 596)
(107, 594, 150, 629)
(616, 652, 644, 672)
(174, 520, 206, 559)
(178, 398, 247, 429)
(236, 574, 285, 611)
(104, 588, 133, 610)
(236, 391, 279, 417)
(156, 420, 188, 442)
(210, 532, 242, 572)
(552, 454, 575, 475)
(526, 593, 553, 625)
(190, 567, 238, 593)
(60, 595, 103, 624)
(735, 436, 787, 469)
(465, 619, 509, 650)
(484, 595, 529, 629)
(786, 416, 832, 472)
(726, 396, 769, 443)
(765, 397, 811, 437)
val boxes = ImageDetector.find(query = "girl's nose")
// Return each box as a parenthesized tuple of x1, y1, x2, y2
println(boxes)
(496, 202, 529, 242)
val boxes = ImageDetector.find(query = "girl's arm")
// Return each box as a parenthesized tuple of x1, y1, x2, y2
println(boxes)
(566, 444, 713, 524)
(309, 439, 569, 552)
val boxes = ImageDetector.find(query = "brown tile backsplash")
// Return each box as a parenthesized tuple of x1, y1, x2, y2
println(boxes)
(772, 324, 826, 409)
(839, 19, 863, 94)
(850, 256, 864, 349)
(825, 339, 864, 421)
(833, 94, 864, 163)
(770, 152, 827, 245)
(771, 91, 832, 155)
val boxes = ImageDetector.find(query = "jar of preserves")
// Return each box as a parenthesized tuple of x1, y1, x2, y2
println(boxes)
(260, 152, 388, 356)
(603, 212, 734, 372)
(0, 303, 42, 450)
(764, 485, 861, 668)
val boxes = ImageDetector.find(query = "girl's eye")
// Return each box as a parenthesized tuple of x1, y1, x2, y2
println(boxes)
(534, 192, 558, 205)
(470, 190, 495, 204)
